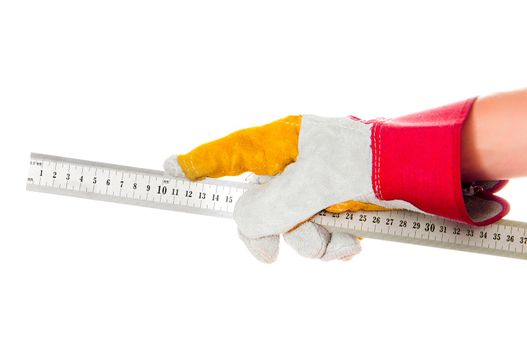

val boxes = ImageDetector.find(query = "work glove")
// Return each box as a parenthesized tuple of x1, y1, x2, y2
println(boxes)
(164, 98, 510, 263)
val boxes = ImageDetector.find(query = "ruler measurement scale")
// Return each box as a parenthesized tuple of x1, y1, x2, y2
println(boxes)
(27, 153, 527, 260)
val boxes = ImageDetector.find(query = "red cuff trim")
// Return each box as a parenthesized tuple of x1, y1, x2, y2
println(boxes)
(372, 98, 509, 226)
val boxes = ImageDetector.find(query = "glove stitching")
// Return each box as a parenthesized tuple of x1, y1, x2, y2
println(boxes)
(372, 122, 380, 199)
(371, 119, 386, 200)
(378, 119, 385, 200)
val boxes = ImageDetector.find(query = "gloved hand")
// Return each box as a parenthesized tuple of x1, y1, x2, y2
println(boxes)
(164, 99, 510, 263)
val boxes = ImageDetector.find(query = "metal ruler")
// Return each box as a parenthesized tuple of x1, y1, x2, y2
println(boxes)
(26, 153, 527, 260)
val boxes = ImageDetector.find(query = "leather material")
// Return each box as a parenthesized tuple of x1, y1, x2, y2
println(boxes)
(372, 98, 510, 226)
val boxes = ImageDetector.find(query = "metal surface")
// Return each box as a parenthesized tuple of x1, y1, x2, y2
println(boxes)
(27, 153, 527, 260)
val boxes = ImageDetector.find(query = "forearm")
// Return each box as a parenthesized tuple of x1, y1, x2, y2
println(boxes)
(461, 88, 527, 181)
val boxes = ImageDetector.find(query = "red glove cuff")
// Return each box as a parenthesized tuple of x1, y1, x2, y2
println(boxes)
(372, 98, 510, 226)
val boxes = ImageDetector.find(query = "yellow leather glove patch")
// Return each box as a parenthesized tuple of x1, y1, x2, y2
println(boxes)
(178, 115, 301, 180)
(325, 200, 391, 213)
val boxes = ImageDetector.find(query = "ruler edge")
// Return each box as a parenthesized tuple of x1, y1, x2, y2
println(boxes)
(27, 182, 527, 260)
(27, 153, 527, 260)
(26, 182, 235, 219)
(30, 152, 252, 189)
(353, 229, 527, 260)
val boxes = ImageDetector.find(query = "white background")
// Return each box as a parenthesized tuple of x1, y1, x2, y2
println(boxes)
(1, 1, 527, 349)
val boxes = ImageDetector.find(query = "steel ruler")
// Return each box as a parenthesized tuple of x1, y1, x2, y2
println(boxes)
(26, 153, 527, 260)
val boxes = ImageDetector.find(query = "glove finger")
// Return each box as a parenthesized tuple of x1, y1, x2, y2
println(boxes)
(238, 231, 280, 264)
(283, 222, 331, 259)
(321, 231, 362, 261)
(164, 158, 276, 185)
(283, 222, 361, 261)
(164, 116, 301, 181)
(164, 154, 185, 177)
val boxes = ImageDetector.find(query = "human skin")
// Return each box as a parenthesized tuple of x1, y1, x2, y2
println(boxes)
(461, 88, 527, 181)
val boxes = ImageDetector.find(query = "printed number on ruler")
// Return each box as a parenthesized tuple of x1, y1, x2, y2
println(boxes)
(27, 156, 247, 215)
(313, 209, 527, 254)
